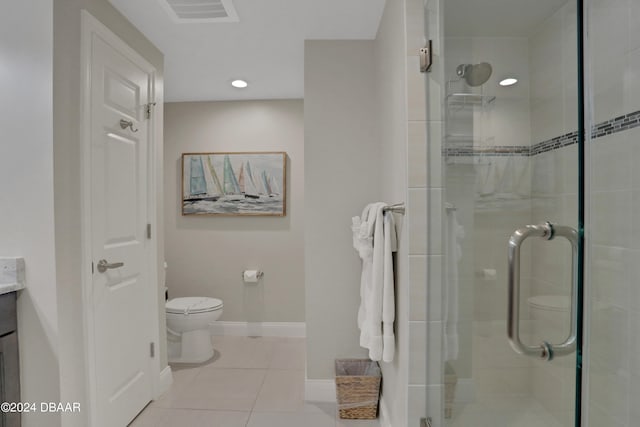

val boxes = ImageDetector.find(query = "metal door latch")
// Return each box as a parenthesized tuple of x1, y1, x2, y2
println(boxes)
(420, 41, 433, 73)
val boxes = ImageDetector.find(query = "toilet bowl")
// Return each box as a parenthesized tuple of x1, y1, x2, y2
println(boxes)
(166, 297, 223, 364)
(527, 295, 570, 345)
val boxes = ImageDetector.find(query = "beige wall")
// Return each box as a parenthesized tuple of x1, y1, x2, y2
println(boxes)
(163, 100, 305, 323)
(0, 2, 60, 426)
(304, 40, 381, 380)
(53, 1, 164, 425)
(375, 0, 409, 426)
(303, 12, 416, 427)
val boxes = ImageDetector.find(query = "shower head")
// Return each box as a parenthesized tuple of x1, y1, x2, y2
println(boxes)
(456, 62, 493, 87)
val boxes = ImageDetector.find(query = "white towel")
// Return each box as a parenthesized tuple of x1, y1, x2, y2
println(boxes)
(381, 211, 397, 362)
(352, 203, 397, 362)
(352, 203, 382, 333)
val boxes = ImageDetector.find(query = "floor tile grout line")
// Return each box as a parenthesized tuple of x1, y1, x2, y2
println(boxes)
(152, 406, 253, 414)
(142, 337, 351, 427)
(246, 365, 271, 426)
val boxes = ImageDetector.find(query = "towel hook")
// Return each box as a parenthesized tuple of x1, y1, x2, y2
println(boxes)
(119, 119, 138, 133)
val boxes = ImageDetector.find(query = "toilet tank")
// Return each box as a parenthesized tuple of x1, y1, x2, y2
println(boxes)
(163, 261, 168, 301)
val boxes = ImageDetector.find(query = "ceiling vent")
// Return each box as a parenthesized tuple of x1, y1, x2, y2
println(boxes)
(160, 0, 239, 23)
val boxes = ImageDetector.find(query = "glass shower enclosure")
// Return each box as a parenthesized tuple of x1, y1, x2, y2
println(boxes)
(423, 0, 585, 425)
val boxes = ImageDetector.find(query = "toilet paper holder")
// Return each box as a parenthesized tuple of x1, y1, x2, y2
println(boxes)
(242, 270, 264, 280)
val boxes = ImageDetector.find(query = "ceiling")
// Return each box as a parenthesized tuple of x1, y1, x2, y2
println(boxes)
(445, 0, 569, 37)
(108, 0, 386, 102)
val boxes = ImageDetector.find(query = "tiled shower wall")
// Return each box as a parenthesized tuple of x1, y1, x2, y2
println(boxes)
(420, 0, 640, 426)
(406, 0, 443, 425)
(434, 2, 579, 425)
(443, 33, 536, 414)
(586, 0, 640, 425)
(528, 4, 579, 426)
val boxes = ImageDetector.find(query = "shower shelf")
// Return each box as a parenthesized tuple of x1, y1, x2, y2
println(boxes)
(445, 134, 474, 143)
(444, 135, 495, 146)
(446, 93, 496, 107)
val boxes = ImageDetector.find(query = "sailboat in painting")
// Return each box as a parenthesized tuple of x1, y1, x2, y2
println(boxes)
(205, 155, 224, 196)
(260, 170, 281, 197)
(261, 170, 273, 197)
(221, 155, 244, 201)
(268, 175, 280, 196)
(237, 163, 245, 193)
(184, 156, 221, 202)
(243, 161, 260, 199)
(182, 152, 285, 216)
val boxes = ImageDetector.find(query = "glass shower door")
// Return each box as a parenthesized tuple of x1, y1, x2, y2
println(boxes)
(424, 0, 584, 426)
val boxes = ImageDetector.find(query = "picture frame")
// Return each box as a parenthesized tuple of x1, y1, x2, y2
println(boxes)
(181, 152, 287, 216)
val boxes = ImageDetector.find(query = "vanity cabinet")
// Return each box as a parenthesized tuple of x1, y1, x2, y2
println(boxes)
(0, 292, 19, 427)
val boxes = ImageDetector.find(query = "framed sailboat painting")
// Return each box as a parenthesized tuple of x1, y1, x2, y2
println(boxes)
(181, 152, 287, 216)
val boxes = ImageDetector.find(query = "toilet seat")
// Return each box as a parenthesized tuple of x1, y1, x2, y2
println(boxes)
(166, 297, 223, 314)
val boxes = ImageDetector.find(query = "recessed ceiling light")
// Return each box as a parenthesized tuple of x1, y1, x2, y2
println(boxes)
(231, 79, 248, 88)
(499, 77, 518, 87)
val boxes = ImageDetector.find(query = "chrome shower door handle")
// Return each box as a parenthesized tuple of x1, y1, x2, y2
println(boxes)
(97, 259, 125, 273)
(507, 222, 578, 361)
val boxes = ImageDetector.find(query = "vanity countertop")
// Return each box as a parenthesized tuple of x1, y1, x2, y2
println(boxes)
(0, 283, 24, 295)
(0, 258, 25, 295)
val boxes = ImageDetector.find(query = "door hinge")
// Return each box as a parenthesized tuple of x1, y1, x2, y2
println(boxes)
(420, 418, 432, 427)
(145, 102, 157, 120)
(420, 40, 433, 73)
(147, 223, 152, 239)
(150, 342, 155, 358)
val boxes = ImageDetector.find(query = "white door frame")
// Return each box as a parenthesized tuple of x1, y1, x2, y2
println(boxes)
(80, 10, 163, 425)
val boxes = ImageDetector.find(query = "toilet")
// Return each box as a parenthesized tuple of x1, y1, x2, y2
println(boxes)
(527, 295, 571, 345)
(166, 297, 224, 363)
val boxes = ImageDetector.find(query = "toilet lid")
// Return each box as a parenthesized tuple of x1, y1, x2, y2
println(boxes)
(166, 297, 223, 314)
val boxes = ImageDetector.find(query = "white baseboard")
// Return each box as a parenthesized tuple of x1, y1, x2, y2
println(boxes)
(304, 379, 336, 402)
(379, 397, 392, 427)
(453, 378, 476, 403)
(210, 321, 306, 338)
(155, 366, 173, 398)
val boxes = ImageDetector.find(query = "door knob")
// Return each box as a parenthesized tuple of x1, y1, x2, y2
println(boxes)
(97, 259, 124, 273)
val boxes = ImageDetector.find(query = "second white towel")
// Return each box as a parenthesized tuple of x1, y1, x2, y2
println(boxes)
(352, 203, 398, 362)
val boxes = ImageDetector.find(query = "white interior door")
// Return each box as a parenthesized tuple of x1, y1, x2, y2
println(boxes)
(89, 32, 153, 427)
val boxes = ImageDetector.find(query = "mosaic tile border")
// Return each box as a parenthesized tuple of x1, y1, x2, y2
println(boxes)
(591, 110, 640, 138)
(444, 109, 640, 157)
(444, 145, 530, 157)
(530, 130, 578, 155)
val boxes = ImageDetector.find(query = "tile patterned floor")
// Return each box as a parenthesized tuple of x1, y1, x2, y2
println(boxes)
(129, 336, 381, 427)
(448, 397, 564, 427)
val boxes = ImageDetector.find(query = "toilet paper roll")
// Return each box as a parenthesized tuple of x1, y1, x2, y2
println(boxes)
(483, 268, 497, 281)
(243, 270, 261, 283)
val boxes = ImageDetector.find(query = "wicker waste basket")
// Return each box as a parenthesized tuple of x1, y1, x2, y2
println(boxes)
(335, 359, 381, 420)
